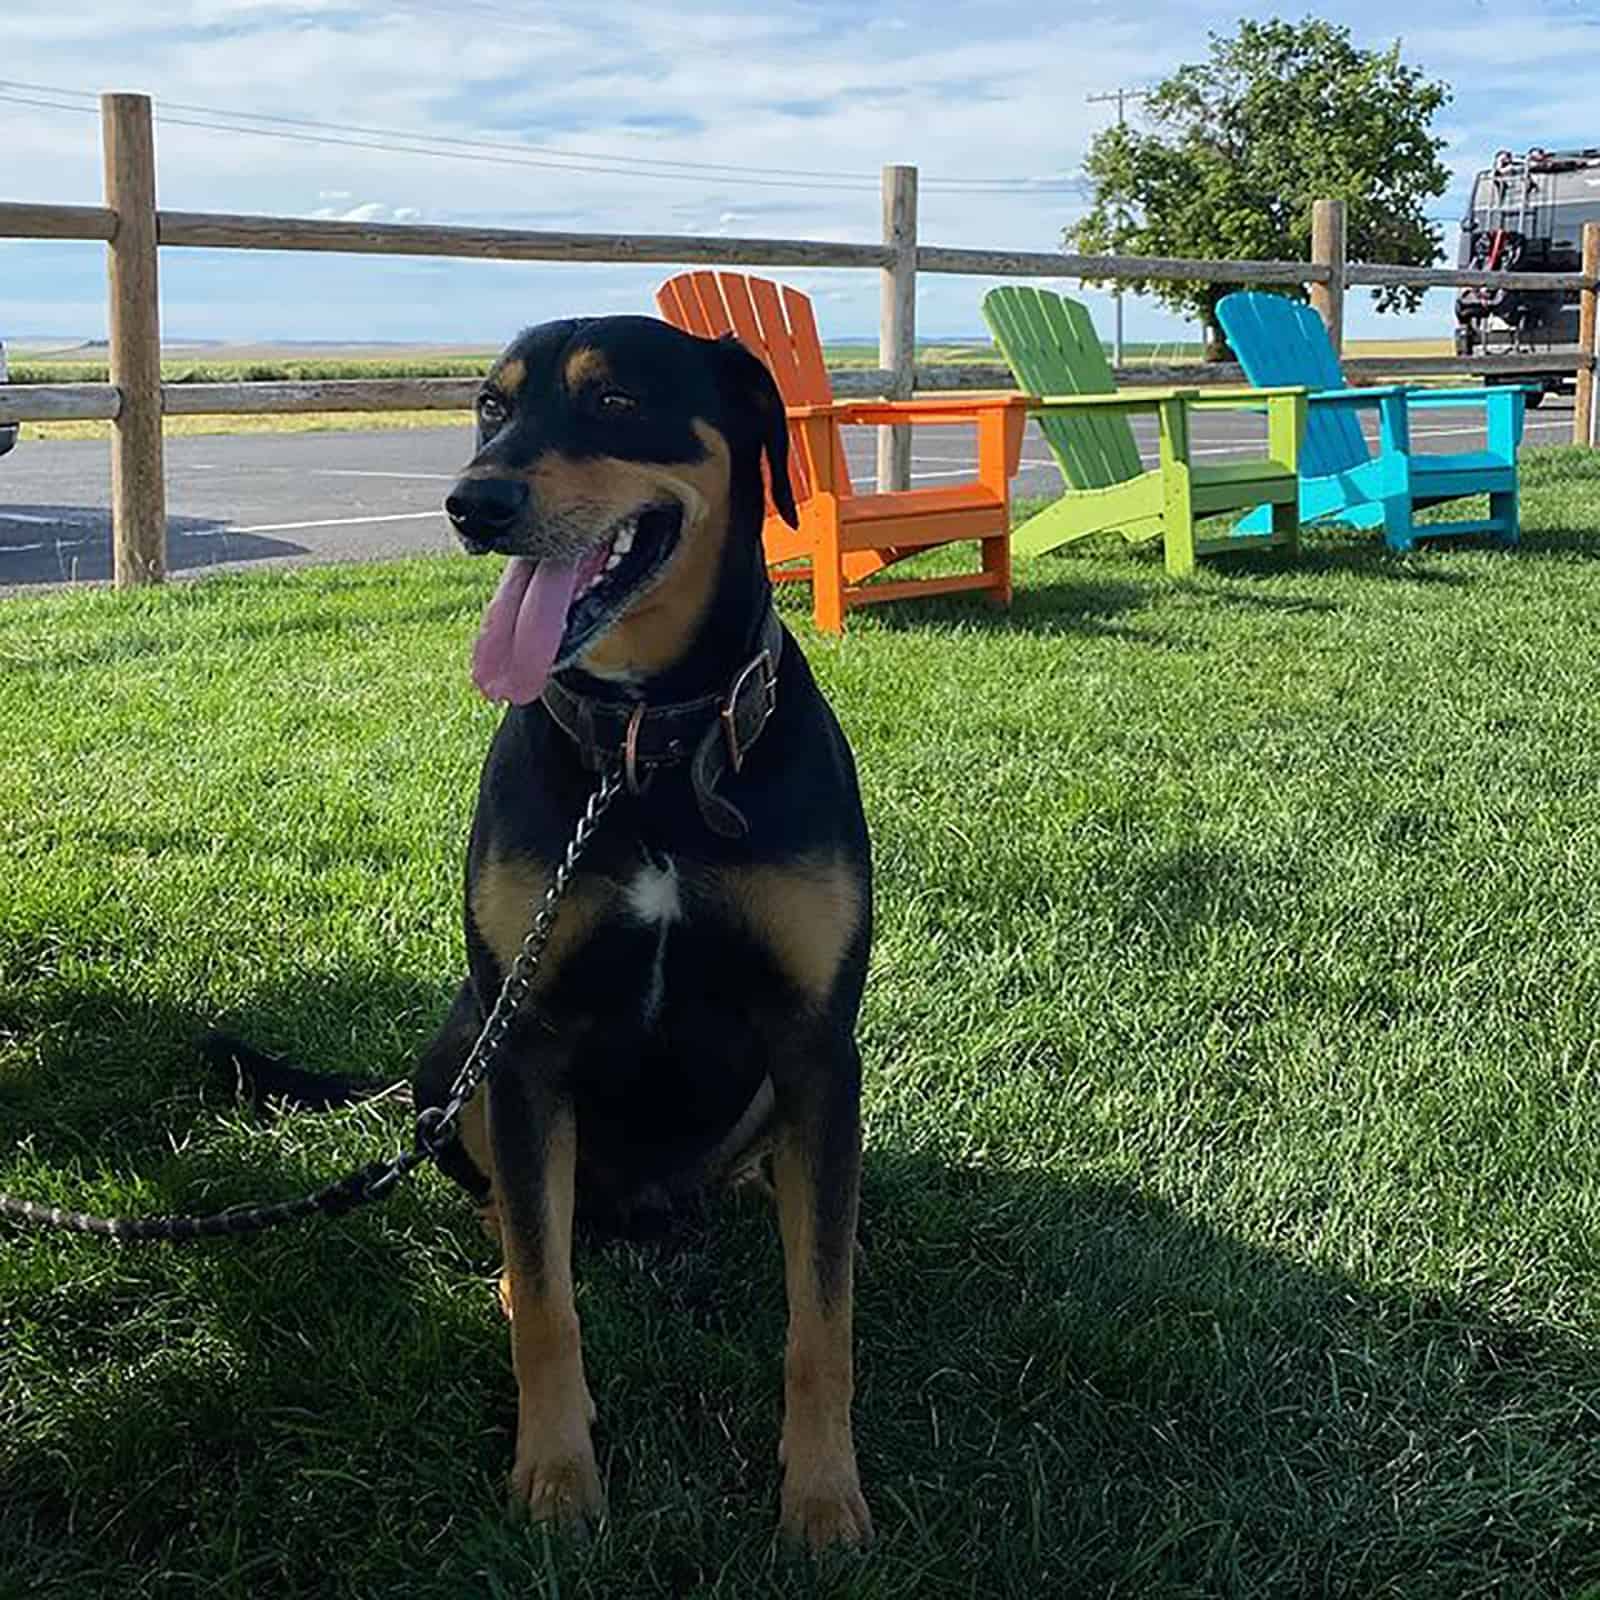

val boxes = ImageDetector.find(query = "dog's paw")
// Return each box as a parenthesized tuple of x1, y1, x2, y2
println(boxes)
(508, 1447, 605, 1536)
(780, 1469, 873, 1554)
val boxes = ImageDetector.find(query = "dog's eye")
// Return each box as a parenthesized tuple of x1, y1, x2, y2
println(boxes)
(478, 394, 508, 430)
(597, 390, 638, 416)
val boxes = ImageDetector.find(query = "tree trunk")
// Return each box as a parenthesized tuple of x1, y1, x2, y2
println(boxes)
(1202, 319, 1236, 364)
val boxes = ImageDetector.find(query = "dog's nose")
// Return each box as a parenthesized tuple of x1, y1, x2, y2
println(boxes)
(445, 477, 529, 548)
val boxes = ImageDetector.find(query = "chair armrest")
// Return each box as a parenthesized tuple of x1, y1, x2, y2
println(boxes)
(821, 393, 1029, 425)
(1030, 387, 1199, 411)
(1406, 385, 1539, 408)
(1309, 385, 1409, 406)
(1187, 385, 1309, 407)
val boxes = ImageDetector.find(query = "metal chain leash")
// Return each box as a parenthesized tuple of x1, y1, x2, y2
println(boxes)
(0, 766, 625, 1243)
(413, 766, 624, 1163)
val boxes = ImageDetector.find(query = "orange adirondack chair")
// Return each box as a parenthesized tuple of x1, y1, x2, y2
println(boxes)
(656, 271, 1029, 634)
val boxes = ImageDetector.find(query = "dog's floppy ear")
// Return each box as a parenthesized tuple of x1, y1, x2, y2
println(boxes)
(714, 334, 799, 530)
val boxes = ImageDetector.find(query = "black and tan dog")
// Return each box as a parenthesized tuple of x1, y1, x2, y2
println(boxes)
(214, 316, 873, 1551)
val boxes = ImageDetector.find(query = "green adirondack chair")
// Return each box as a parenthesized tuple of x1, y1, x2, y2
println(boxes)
(982, 286, 1308, 576)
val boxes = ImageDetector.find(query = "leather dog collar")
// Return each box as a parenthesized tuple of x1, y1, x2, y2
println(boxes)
(539, 607, 784, 839)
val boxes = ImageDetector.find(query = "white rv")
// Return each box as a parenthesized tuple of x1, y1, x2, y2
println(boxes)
(1454, 146, 1600, 403)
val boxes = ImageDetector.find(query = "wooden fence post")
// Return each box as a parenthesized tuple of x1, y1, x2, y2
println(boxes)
(102, 92, 165, 586)
(1575, 222, 1600, 447)
(878, 164, 917, 492)
(1309, 198, 1347, 354)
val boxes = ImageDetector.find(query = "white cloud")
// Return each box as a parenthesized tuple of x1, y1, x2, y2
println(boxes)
(3, 0, 1583, 343)
(309, 201, 401, 222)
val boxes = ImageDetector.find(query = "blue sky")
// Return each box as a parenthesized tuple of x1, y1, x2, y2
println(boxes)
(5, 0, 1600, 347)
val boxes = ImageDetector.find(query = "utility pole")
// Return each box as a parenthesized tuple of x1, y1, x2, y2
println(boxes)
(1086, 86, 1147, 368)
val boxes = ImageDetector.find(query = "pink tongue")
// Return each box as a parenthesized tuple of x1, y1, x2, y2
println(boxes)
(471, 556, 580, 705)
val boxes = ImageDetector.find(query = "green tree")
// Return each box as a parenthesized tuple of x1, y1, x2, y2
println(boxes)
(1068, 19, 1451, 358)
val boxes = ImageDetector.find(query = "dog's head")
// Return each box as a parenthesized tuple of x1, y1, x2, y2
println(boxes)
(446, 316, 797, 703)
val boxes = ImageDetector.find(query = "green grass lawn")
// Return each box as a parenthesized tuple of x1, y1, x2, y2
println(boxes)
(6, 451, 1600, 1597)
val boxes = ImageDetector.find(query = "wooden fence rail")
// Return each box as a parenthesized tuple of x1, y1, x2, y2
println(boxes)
(7, 345, 1590, 430)
(3, 92, 1597, 586)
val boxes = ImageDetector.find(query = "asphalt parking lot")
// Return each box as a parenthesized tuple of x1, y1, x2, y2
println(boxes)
(0, 399, 1576, 591)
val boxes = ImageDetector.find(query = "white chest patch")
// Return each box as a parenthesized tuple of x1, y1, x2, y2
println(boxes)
(625, 858, 684, 926)
(625, 855, 682, 1024)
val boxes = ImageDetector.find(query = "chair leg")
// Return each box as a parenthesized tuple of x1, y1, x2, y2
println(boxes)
(1157, 399, 1196, 578)
(1491, 487, 1520, 547)
(1378, 453, 1415, 553)
(812, 523, 847, 636)
(1271, 495, 1299, 562)
(1381, 498, 1415, 554)
(1011, 495, 1099, 557)
(1163, 498, 1197, 578)
(981, 532, 1011, 608)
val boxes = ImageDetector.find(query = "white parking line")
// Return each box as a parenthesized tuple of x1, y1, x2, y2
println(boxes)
(307, 468, 457, 481)
(224, 510, 445, 535)
(186, 463, 457, 482)
(1, 508, 448, 555)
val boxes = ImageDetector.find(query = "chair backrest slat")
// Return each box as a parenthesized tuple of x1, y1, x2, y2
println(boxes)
(982, 285, 1144, 490)
(655, 270, 852, 507)
(1217, 292, 1369, 475)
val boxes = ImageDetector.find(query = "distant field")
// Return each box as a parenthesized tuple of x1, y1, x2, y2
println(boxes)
(12, 355, 494, 385)
(12, 343, 989, 384)
(11, 344, 987, 441)
(11, 336, 1454, 385)
(1346, 338, 1455, 357)
(10, 337, 1460, 441)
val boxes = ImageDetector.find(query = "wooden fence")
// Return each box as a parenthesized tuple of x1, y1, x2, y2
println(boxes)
(3, 93, 1597, 586)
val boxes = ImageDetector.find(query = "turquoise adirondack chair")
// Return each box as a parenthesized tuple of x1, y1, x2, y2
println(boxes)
(1216, 291, 1527, 551)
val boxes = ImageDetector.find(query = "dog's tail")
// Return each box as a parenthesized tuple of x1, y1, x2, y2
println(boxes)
(198, 1030, 403, 1112)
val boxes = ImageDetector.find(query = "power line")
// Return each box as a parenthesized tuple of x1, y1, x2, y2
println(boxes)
(0, 78, 872, 184)
(0, 89, 880, 191)
(0, 79, 1080, 195)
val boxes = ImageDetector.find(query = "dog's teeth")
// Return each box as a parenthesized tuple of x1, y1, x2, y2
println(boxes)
(604, 553, 622, 571)
(613, 526, 635, 555)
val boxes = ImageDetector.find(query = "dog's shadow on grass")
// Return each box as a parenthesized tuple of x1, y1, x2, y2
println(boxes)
(7, 994, 1598, 1599)
(0, 964, 451, 1172)
(843, 572, 1180, 649)
(586, 1149, 1597, 1593)
(839, 1152, 1597, 1590)
(835, 534, 1493, 648)
(1519, 525, 1600, 561)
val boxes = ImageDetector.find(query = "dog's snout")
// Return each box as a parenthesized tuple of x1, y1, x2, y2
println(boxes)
(446, 477, 529, 547)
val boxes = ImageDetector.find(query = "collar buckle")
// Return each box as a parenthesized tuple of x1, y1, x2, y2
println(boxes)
(721, 649, 776, 776)
(622, 703, 649, 795)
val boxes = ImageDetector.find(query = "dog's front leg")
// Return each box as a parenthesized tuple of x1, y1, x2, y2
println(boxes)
(771, 1033, 873, 1552)
(488, 1061, 603, 1534)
